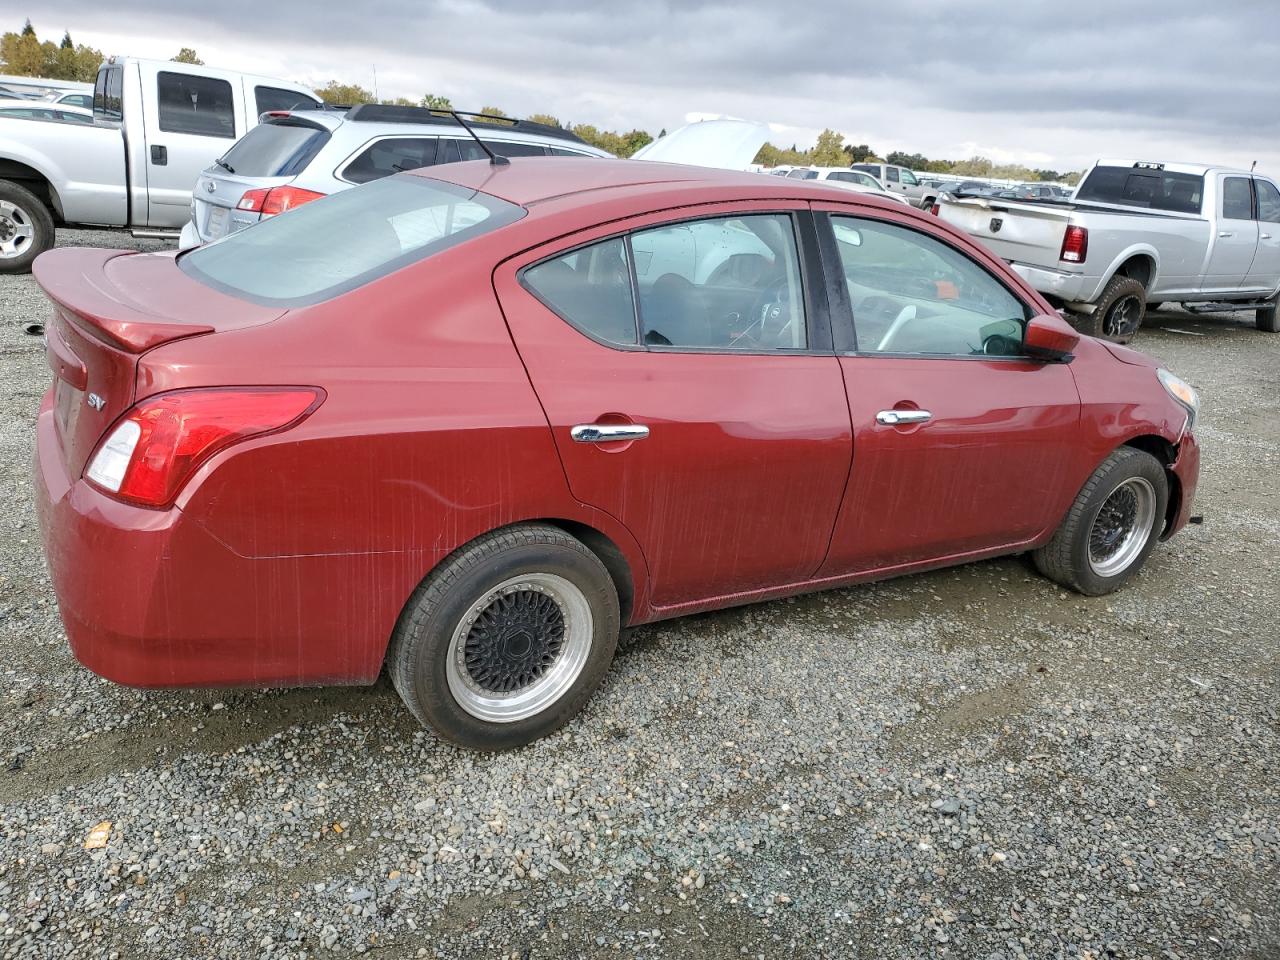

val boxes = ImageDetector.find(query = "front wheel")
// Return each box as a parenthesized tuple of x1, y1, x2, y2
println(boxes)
(1033, 447, 1169, 596)
(388, 524, 620, 749)
(0, 180, 55, 274)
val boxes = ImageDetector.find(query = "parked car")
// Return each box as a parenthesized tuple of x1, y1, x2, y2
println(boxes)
(850, 162, 928, 205)
(784, 166, 912, 204)
(0, 55, 319, 272)
(32, 158, 1200, 748)
(0, 100, 92, 124)
(994, 183, 1071, 201)
(0, 74, 91, 101)
(180, 109, 766, 249)
(937, 159, 1280, 339)
(44, 90, 93, 110)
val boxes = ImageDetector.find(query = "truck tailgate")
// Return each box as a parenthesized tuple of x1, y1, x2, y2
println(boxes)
(937, 197, 1073, 266)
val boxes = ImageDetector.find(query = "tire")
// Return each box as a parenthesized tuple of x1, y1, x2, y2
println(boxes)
(1078, 275, 1146, 343)
(1033, 447, 1169, 596)
(388, 523, 620, 749)
(0, 180, 55, 274)
(1257, 291, 1279, 333)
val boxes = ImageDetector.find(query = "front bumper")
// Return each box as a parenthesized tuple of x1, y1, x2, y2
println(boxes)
(34, 396, 386, 688)
(1165, 429, 1200, 539)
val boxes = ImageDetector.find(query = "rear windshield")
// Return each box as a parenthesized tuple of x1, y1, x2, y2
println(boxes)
(219, 121, 331, 177)
(1076, 165, 1204, 214)
(180, 176, 524, 306)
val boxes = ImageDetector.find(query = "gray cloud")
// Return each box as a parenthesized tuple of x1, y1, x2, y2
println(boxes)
(32, 0, 1280, 172)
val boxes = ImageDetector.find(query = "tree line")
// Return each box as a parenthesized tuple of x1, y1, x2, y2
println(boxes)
(1, 19, 1080, 181)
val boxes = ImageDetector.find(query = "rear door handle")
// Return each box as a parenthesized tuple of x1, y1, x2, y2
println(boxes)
(876, 409, 932, 425)
(1262, 233, 1273, 240)
(1218, 231, 1234, 238)
(571, 424, 650, 443)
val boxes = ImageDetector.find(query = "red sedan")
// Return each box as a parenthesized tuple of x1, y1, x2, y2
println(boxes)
(32, 159, 1200, 748)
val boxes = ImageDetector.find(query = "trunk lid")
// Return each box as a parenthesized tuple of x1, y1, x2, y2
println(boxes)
(33, 247, 285, 476)
(936, 196, 1074, 266)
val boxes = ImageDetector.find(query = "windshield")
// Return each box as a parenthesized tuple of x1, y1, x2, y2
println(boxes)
(181, 176, 525, 306)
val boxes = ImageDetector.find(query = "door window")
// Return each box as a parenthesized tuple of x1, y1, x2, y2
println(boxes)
(831, 216, 1028, 356)
(631, 214, 807, 350)
(885, 167, 900, 183)
(254, 85, 320, 114)
(157, 72, 235, 138)
(1254, 180, 1280, 223)
(899, 169, 919, 186)
(1222, 177, 1253, 220)
(343, 137, 439, 183)
(522, 238, 638, 346)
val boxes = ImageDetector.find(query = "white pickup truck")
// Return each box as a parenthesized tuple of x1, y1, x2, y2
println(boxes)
(936, 159, 1280, 340)
(0, 56, 318, 272)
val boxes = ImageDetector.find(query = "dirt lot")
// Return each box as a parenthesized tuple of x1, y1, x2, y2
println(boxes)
(0, 229, 1276, 959)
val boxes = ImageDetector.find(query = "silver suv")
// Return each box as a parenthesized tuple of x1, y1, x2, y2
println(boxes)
(180, 105, 612, 248)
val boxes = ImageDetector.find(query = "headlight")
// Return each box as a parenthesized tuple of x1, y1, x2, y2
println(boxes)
(1157, 368, 1199, 429)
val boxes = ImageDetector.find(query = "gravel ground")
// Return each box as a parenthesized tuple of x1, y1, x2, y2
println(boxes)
(1, 228, 1276, 959)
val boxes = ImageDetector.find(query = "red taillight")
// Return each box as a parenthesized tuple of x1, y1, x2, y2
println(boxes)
(929, 203, 940, 216)
(85, 388, 323, 507)
(1060, 225, 1088, 263)
(236, 186, 326, 215)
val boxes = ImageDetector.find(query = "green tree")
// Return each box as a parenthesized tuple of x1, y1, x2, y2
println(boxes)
(886, 151, 929, 170)
(21, 19, 34, 36)
(809, 128, 847, 167)
(950, 156, 994, 177)
(843, 143, 876, 162)
(60, 30, 72, 49)
(419, 93, 452, 110)
(315, 80, 376, 105)
(527, 112, 560, 127)
(477, 105, 506, 118)
(172, 47, 203, 65)
(1, 22, 103, 80)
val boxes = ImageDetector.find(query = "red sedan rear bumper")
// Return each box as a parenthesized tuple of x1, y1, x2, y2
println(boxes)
(34, 395, 392, 688)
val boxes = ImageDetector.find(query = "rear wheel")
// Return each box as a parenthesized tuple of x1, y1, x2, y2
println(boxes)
(1033, 447, 1169, 596)
(1257, 291, 1279, 333)
(388, 524, 620, 749)
(1079, 275, 1146, 343)
(0, 180, 54, 274)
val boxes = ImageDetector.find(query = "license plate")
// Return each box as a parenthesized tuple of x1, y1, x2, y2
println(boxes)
(207, 204, 230, 239)
(54, 377, 80, 446)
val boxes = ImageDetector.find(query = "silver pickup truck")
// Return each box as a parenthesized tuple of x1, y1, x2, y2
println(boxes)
(0, 56, 317, 273)
(936, 159, 1280, 340)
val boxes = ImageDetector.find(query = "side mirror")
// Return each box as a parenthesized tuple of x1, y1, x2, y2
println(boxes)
(1023, 313, 1079, 362)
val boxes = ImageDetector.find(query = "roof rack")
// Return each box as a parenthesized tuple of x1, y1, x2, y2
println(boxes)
(342, 104, 588, 147)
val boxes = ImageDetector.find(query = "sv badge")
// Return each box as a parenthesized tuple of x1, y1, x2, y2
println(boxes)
(86, 392, 106, 411)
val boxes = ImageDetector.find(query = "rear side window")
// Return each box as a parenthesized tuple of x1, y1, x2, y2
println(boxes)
(254, 85, 320, 115)
(157, 71, 235, 138)
(94, 66, 123, 121)
(1076, 165, 1204, 214)
(220, 121, 331, 177)
(343, 137, 439, 183)
(524, 238, 638, 346)
(1222, 177, 1253, 220)
(181, 177, 524, 306)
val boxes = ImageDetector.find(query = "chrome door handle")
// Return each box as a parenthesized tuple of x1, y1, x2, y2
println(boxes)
(1263, 233, 1273, 240)
(571, 423, 650, 443)
(1218, 231, 1234, 238)
(876, 409, 932, 425)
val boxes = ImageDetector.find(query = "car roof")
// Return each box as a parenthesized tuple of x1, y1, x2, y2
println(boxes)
(406, 157, 909, 210)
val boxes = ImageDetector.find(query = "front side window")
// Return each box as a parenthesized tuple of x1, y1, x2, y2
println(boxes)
(899, 169, 919, 186)
(157, 71, 235, 138)
(1222, 177, 1253, 220)
(1255, 179, 1280, 224)
(181, 176, 524, 306)
(523, 238, 637, 346)
(343, 137, 439, 184)
(631, 214, 807, 350)
(254, 85, 320, 115)
(832, 216, 1028, 356)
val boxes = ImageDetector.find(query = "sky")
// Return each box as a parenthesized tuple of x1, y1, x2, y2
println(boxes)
(27, 1, 1280, 175)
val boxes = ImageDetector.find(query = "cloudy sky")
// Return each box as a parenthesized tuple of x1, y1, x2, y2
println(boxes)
(30, 1, 1280, 174)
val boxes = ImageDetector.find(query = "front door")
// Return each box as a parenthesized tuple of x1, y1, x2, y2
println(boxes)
(495, 203, 853, 608)
(812, 207, 1082, 575)
(1204, 175, 1260, 291)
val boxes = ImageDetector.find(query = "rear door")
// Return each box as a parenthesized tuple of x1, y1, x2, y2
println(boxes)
(1246, 177, 1280, 291)
(495, 202, 853, 608)
(136, 62, 242, 227)
(812, 204, 1082, 574)
(1204, 174, 1260, 290)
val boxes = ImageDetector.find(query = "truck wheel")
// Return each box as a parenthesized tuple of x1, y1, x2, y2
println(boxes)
(0, 181, 54, 274)
(1033, 446, 1169, 596)
(1257, 292, 1279, 333)
(388, 523, 620, 749)
(1080, 275, 1146, 343)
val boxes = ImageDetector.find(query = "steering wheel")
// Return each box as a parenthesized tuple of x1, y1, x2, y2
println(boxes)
(732, 279, 793, 348)
(877, 304, 917, 351)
